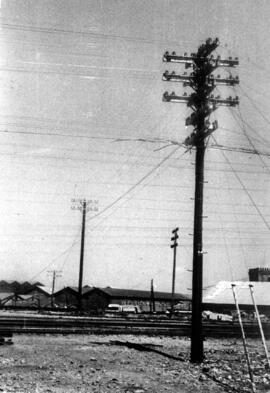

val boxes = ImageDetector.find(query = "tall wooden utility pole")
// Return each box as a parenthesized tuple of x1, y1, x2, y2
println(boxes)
(78, 199, 87, 311)
(150, 278, 156, 313)
(47, 270, 62, 308)
(71, 198, 98, 312)
(162, 38, 239, 362)
(170, 227, 179, 315)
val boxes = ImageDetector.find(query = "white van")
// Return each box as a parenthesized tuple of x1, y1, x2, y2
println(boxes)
(105, 304, 141, 314)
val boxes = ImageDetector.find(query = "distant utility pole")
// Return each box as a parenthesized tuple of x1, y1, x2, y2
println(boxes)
(150, 278, 156, 313)
(163, 38, 239, 362)
(170, 227, 179, 315)
(47, 270, 62, 307)
(71, 198, 98, 312)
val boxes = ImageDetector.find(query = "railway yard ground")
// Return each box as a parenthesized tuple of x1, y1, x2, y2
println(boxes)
(0, 333, 270, 393)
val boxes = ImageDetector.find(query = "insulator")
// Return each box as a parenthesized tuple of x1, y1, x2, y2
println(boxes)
(163, 92, 169, 100)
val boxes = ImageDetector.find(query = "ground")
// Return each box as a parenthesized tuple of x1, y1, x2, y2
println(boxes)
(0, 334, 269, 392)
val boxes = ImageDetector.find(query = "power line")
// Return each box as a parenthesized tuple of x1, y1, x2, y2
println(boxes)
(0, 21, 197, 48)
(27, 231, 80, 282)
(211, 135, 270, 232)
(86, 146, 181, 224)
(0, 65, 159, 81)
(3, 59, 160, 76)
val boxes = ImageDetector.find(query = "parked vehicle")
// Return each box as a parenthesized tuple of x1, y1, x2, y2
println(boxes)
(105, 304, 141, 314)
(105, 304, 123, 313)
(203, 310, 233, 322)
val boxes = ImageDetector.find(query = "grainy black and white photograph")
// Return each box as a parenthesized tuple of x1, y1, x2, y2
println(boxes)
(0, 0, 270, 392)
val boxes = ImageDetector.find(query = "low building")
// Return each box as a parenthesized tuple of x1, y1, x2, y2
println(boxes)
(53, 286, 92, 309)
(82, 287, 191, 313)
(0, 286, 52, 309)
(203, 281, 270, 316)
(23, 286, 52, 308)
(0, 281, 43, 294)
(249, 267, 270, 282)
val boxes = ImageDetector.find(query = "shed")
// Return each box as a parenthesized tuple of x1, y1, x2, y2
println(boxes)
(82, 287, 191, 313)
(23, 285, 52, 308)
(53, 286, 92, 309)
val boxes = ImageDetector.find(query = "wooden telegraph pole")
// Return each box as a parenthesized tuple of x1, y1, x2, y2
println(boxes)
(162, 38, 239, 362)
(47, 270, 62, 308)
(150, 278, 156, 313)
(71, 198, 98, 312)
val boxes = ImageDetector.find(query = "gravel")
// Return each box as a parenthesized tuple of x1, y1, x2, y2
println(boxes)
(0, 334, 269, 392)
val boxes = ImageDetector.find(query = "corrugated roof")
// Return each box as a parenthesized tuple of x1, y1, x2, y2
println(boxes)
(0, 281, 45, 294)
(96, 287, 190, 301)
(203, 281, 270, 306)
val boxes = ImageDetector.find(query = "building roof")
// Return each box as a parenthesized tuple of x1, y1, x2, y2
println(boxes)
(86, 287, 190, 301)
(24, 285, 52, 296)
(37, 286, 52, 295)
(0, 280, 44, 294)
(203, 281, 270, 306)
(54, 285, 92, 296)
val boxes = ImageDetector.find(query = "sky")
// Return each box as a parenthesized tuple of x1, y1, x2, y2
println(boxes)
(0, 0, 270, 294)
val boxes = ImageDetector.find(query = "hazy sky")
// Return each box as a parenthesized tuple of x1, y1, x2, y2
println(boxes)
(0, 0, 270, 294)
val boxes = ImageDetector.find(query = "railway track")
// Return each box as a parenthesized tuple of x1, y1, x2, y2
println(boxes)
(0, 314, 269, 338)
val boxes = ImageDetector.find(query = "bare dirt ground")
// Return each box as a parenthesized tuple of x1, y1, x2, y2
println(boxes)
(0, 334, 269, 393)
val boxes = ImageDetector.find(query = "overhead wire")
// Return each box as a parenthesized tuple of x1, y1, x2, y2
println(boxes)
(27, 230, 80, 283)
(0, 21, 199, 48)
(4, 29, 270, 284)
(210, 134, 270, 232)
(86, 145, 181, 224)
